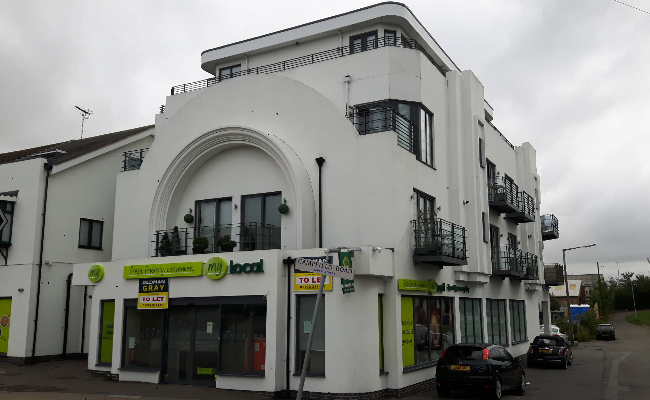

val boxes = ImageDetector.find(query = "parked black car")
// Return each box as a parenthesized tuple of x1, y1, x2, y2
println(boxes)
(435, 343, 526, 399)
(527, 335, 573, 369)
(596, 323, 616, 340)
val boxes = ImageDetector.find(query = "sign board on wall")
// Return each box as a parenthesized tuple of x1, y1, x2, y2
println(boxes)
(294, 273, 333, 291)
(401, 297, 415, 367)
(295, 257, 354, 279)
(124, 262, 203, 279)
(138, 278, 169, 309)
(398, 278, 470, 295)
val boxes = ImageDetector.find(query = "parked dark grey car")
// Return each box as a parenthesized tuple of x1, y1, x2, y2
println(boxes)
(596, 323, 616, 340)
(527, 335, 573, 369)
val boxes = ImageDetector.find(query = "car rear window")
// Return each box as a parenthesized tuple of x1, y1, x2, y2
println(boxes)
(443, 346, 485, 360)
(534, 337, 561, 346)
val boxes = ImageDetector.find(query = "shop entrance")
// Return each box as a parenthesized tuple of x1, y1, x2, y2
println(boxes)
(164, 305, 220, 385)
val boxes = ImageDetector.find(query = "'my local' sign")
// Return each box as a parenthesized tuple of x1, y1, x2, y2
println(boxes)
(296, 257, 354, 280)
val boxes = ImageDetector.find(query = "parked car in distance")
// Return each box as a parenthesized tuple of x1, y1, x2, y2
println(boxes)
(527, 335, 573, 369)
(596, 323, 616, 340)
(540, 324, 569, 343)
(435, 343, 525, 399)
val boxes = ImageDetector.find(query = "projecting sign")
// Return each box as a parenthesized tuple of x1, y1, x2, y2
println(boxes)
(295, 257, 354, 280)
(138, 278, 169, 309)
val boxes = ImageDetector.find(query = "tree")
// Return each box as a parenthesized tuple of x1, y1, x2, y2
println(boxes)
(550, 294, 562, 311)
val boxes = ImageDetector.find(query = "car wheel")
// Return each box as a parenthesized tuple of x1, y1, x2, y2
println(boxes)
(514, 373, 526, 396)
(568, 353, 573, 365)
(492, 378, 502, 400)
(562, 356, 568, 369)
(436, 384, 450, 398)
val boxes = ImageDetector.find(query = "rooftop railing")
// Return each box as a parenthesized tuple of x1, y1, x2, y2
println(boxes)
(121, 148, 148, 172)
(347, 106, 418, 154)
(171, 36, 446, 96)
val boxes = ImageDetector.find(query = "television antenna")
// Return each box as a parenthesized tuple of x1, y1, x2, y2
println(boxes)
(74, 106, 93, 138)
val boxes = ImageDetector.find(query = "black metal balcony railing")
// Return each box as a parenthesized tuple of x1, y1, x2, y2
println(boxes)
(152, 222, 280, 257)
(505, 190, 535, 223)
(488, 176, 519, 213)
(347, 106, 418, 155)
(521, 252, 539, 280)
(541, 214, 559, 240)
(413, 217, 467, 266)
(171, 36, 446, 96)
(122, 148, 149, 172)
(492, 246, 525, 278)
(544, 263, 564, 286)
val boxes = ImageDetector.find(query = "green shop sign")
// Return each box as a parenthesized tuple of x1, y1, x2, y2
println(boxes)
(205, 257, 228, 280)
(229, 259, 264, 274)
(123, 262, 203, 279)
(88, 264, 105, 282)
(398, 278, 469, 294)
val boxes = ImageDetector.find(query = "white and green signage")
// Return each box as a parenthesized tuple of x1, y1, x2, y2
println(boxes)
(205, 257, 228, 280)
(88, 264, 105, 282)
(398, 278, 469, 294)
(123, 262, 203, 279)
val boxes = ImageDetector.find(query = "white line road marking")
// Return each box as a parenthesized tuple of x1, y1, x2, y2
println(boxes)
(605, 352, 630, 400)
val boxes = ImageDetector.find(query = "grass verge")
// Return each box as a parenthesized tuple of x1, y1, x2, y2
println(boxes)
(625, 310, 650, 326)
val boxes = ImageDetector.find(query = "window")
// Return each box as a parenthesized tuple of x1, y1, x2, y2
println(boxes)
(79, 218, 103, 250)
(220, 304, 267, 374)
(219, 64, 241, 81)
(414, 190, 435, 248)
(459, 298, 482, 344)
(479, 137, 485, 168)
(486, 299, 508, 345)
(296, 294, 325, 375)
(122, 306, 164, 369)
(0, 201, 15, 245)
(98, 300, 115, 364)
(384, 30, 396, 46)
(510, 300, 527, 344)
(378, 295, 385, 373)
(508, 233, 518, 251)
(241, 192, 281, 250)
(401, 296, 454, 369)
(350, 30, 378, 54)
(487, 160, 496, 185)
(196, 197, 232, 253)
(482, 212, 488, 243)
(401, 33, 412, 48)
(420, 108, 433, 166)
(489, 224, 500, 270)
(415, 189, 435, 219)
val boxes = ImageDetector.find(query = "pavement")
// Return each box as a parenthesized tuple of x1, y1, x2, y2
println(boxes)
(0, 358, 435, 400)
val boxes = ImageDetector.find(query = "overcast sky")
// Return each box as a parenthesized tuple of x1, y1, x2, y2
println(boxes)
(1, 0, 649, 279)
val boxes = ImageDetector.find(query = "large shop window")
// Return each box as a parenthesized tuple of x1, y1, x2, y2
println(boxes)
(296, 294, 325, 375)
(510, 300, 527, 344)
(220, 304, 267, 374)
(79, 218, 103, 250)
(122, 307, 165, 370)
(459, 298, 483, 344)
(486, 299, 508, 346)
(242, 192, 282, 251)
(98, 300, 115, 365)
(401, 296, 454, 370)
(0, 201, 14, 245)
(196, 197, 232, 253)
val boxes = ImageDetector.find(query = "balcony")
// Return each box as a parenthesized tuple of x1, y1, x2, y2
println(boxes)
(413, 217, 467, 266)
(505, 191, 535, 223)
(152, 222, 280, 257)
(491, 246, 525, 278)
(521, 252, 539, 280)
(544, 263, 565, 286)
(172, 36, 446, 96)
(347, 106, 417, 155)
(122, 148, 148, 172)
(488, 176, 519, 213)
(541, 214, 559, 240)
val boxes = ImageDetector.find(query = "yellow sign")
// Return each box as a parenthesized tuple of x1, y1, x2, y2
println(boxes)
(138, 278, 169, 309)
(401, 297, 415, 367)
(205, 257, 228, 280)
(294, 273, 333, 291)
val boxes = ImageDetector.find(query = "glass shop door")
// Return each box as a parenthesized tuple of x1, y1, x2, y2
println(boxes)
(164, 305, 220, 385)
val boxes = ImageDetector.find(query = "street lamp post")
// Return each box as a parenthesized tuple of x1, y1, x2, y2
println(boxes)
(563, 244, 596, 346)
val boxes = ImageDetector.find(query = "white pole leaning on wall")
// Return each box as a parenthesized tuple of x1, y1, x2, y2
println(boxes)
(296, 274, 326, 400)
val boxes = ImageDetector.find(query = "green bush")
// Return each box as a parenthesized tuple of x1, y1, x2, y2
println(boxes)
(576, 325, 592, 342)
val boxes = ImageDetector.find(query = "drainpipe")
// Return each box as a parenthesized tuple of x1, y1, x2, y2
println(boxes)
(80, 286, 87, 354)
(343, 75, 351, 116)
(31, 163, 52, 363)
(315, 158, 325, 247)
(62, 273, 73, 357)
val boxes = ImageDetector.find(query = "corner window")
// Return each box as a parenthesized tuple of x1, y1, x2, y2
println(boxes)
(459, 298, 482, 343)
(79, 218, 103, 250)
(296, 294, 325, 375)
(350, 30, 378, 54)
(384, 30, 396, 46)
(486, 299, 508, 345)
(510, 300, 527, 344)
(0, 201, 15, 245)
(219, 64, 241, 81)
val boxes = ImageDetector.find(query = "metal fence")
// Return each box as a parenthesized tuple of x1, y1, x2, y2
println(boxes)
(413, 217, 467, 260)
(122, 148, 148, 172)
(347, 106, 417, 154)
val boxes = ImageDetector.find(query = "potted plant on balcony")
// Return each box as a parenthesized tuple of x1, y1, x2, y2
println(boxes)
(158, 232, 173, 257)
(218, 235, 237, 252)
(192, 237, 209, 254)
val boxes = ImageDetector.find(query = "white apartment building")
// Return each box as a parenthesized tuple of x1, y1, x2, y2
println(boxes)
(2, 2, 563, 397)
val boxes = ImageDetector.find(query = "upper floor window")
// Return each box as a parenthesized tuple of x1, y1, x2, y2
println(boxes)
(0, 201, 15, 245)
(242, 192, 282, 251)
(196, 197, 233, 253)
(384, 30, 396, 46)
(79, 218, 103, 250)
(486, 160, 496, 185)
(350, 30, 377, 54)
(420, 108, 433, 167)
(414, 189, 435, 220)
(219, 64, 241, 81)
